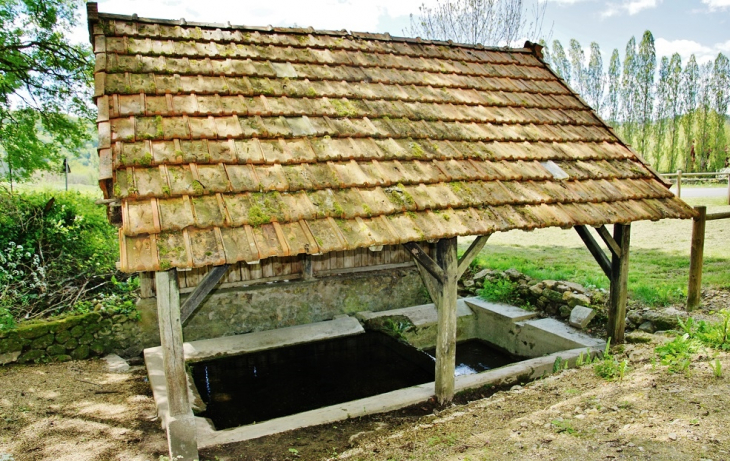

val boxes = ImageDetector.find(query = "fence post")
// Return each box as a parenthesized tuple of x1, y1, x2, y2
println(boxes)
(676, 170, 682, 198)
(687, 206, 706, 311)
(726, 173, 729, 206)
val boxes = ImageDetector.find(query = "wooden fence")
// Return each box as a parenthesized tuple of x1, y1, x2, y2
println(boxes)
(139, 243, 433, 298)
(687, 205, 730, 310)
(661, 170, 730, 205)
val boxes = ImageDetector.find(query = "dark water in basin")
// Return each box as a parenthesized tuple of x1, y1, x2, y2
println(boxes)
(191, 333, 520, 430)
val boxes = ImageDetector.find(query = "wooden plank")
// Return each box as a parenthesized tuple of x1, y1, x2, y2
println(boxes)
(595, 225, 621, 258)
(180, 264, 230, 326)
(403, 242, 444, 283)
(316, 262, 415, 277)
(706, 211, 730, 221)
(607, 224, 631, 343)
(456, 235, 490, 278)
(575, 225, 611, 278)
(154, 269, 199, 461)
(249, 261, 263, 280)
(687, 206, 706, 311)
(302, 254, 314, 280)
(139, 272, 155, 298)
(435, 237, 458, 405)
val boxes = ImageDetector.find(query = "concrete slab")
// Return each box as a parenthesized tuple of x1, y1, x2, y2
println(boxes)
(356, 300, 472, 328)
(464, 298, 539, 322)
(103, 354, 130, 373)
(512, 318, 605, 357)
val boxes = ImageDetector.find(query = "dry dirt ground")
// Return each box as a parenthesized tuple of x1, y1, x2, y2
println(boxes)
(1, 330, 729, 461)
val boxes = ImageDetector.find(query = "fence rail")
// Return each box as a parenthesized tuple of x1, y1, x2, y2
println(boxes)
(660, 170, 730, 205)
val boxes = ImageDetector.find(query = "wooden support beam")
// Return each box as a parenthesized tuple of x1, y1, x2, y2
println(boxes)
(456, 235, 490, 279)
(413, 257, 439, 304)
(139, 272, 154, 298)
(687, 206, 706, 311)
(180, 264, 229, 327)
(434, 237, 458, 404)
(155, 269, 198, 461)
(595, 225, 621, 258)
(607, 224, 631, 343)
(575, 225, 611, 278)
(403, 242, 444, 283)
(302, 254, 314, 280)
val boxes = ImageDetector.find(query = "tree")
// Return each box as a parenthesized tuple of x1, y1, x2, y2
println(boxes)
(606, 49, 621, 125)
(620, 37, 638, 145)
(696, 62, 714, 171)
(568, 39, 586, 95)
(682, 55, 700, 171)
(711, 53, 729, 170)
(585, 42, 604, 114)
(635, 31, 656, 159)
(665, 53, 683, 171)
(0, 0, 93, 191)
(653, 56, 670, 168)
(551, 39, 571, 84)
(406, 0, 548, 47)
(538, 38, 551, 68)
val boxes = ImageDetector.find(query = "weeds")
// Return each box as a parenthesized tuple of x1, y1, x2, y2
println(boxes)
(655, 310, 730, 375)
(593, 339, 629, 381)
(478, 279, 518, 304)
(709, 359, 723, 378)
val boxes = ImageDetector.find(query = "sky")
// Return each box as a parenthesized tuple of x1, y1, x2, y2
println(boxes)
(75, 0, 729, 66)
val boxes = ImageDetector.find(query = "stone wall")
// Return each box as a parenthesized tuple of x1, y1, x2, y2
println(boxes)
(0, 311, 140, 365)
(1, 266, 428, 362)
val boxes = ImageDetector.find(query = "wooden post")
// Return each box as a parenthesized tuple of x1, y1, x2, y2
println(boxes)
(607, 224, 630, 343)
(155, 269, 198, 461)
(139, 272, 154, 298)
(302, 254, 314, 280)
(726, 173, 729, 206)
(434, 237, 458, 404)
(687, 206, 706, 311)
(676, 169, 682, 198)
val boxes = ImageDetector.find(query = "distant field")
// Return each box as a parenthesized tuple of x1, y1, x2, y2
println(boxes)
(462, 196, 730, 307)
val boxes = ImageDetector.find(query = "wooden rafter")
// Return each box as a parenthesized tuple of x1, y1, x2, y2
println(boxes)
(403, 242, 444, 283)
(595, 225, 621, 258)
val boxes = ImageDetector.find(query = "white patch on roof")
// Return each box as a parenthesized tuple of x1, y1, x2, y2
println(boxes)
(271, 62, 298, 78)
(541, 160, 570, 180)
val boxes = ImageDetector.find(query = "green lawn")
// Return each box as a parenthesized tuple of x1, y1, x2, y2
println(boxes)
(462, 197, 730, 308)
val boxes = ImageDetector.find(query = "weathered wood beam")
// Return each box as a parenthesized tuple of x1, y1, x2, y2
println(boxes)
(607, 224, 631, 343)
(301, 254, 314, 280)
(434, 237, 458, 404)
(403, 242, 444, 283)
(575, 225, 611, 278)
(595, 225, 621, 258)
(139, 272, 154, 298)
(456, 235, 490, 279)
(413, 257, 440, 303)
(155, 269, 198, 461)
(687, 206, 706, 311)
(180, 264, 229, 327)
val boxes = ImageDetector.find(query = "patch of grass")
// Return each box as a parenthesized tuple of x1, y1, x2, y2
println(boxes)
(551, 418, 577, 435)
(593, 340, 629, 381)
(655, 310, 730, 374)
(478, 278, 519, 304)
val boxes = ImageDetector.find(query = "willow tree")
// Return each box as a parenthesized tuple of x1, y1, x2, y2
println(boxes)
(696, 62, 714, 171)
(568, 39, 586, 95)
(0, 0, 94, 191)
(406, 0, 548, 46)
(654, 56, 671, 168)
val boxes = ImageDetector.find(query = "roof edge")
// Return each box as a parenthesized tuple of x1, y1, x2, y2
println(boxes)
(86, 2, 534, 54)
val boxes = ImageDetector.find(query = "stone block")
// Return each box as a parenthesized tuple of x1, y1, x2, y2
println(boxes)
(71, 345, 90, 360)
(0, 350, 21, 365)
(103, 353, 130, 373)
(471, 269, 492, 280)
(46, 344, 66, 355)
(70, 325, 85, 338)
(559, 305, 572, 318)
(569, 306, 596, 329)
(18, 349, 45, 363)
(528, 285, 543, 297)
(54, 330, 71, 344)
(638, 321, 655, 333)
(52, 354, 72, 362)
(90, 341, 106, 355)
(17, 324, 50, 340)
(78, 332, 95, 345)
(64, 338, 78, 350)
(544, 289, 563, 302)
(31, 334, 54, 350)
(563, 291, 591, 308)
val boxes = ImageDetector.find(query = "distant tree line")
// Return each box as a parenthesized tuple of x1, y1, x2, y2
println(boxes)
(540, 32, 730, 173)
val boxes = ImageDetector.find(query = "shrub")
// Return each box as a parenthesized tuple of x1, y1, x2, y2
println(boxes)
(0, 188, 136, 324)
(478, 278, 518, 304)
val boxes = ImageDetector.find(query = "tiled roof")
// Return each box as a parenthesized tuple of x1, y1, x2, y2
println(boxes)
(88, 7, 695, 272)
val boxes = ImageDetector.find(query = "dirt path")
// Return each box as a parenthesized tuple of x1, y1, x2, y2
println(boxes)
(1, 333, 728, 461)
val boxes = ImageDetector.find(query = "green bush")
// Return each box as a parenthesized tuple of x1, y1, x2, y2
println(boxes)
(0, 188, 137, 327)
(655, 310, 730, 374)
(478, 278, 519, 304)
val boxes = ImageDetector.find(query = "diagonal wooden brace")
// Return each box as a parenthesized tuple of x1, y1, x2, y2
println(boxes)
(456, 235, 490, 279)
(575, 225, 611, 278)
(403, 242, 444, 283)
(180, 264, 229, 326)
(595, 225, 621, 258)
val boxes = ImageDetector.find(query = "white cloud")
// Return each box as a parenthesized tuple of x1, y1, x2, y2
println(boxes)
(601, 0, 661, 17)
(655, 37, 727, 64)
(702, 0, 730, 10)
(551, 0, 592, 4)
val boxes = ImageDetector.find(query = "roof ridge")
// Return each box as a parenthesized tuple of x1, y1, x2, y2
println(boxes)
(87, 3, 533, 54)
